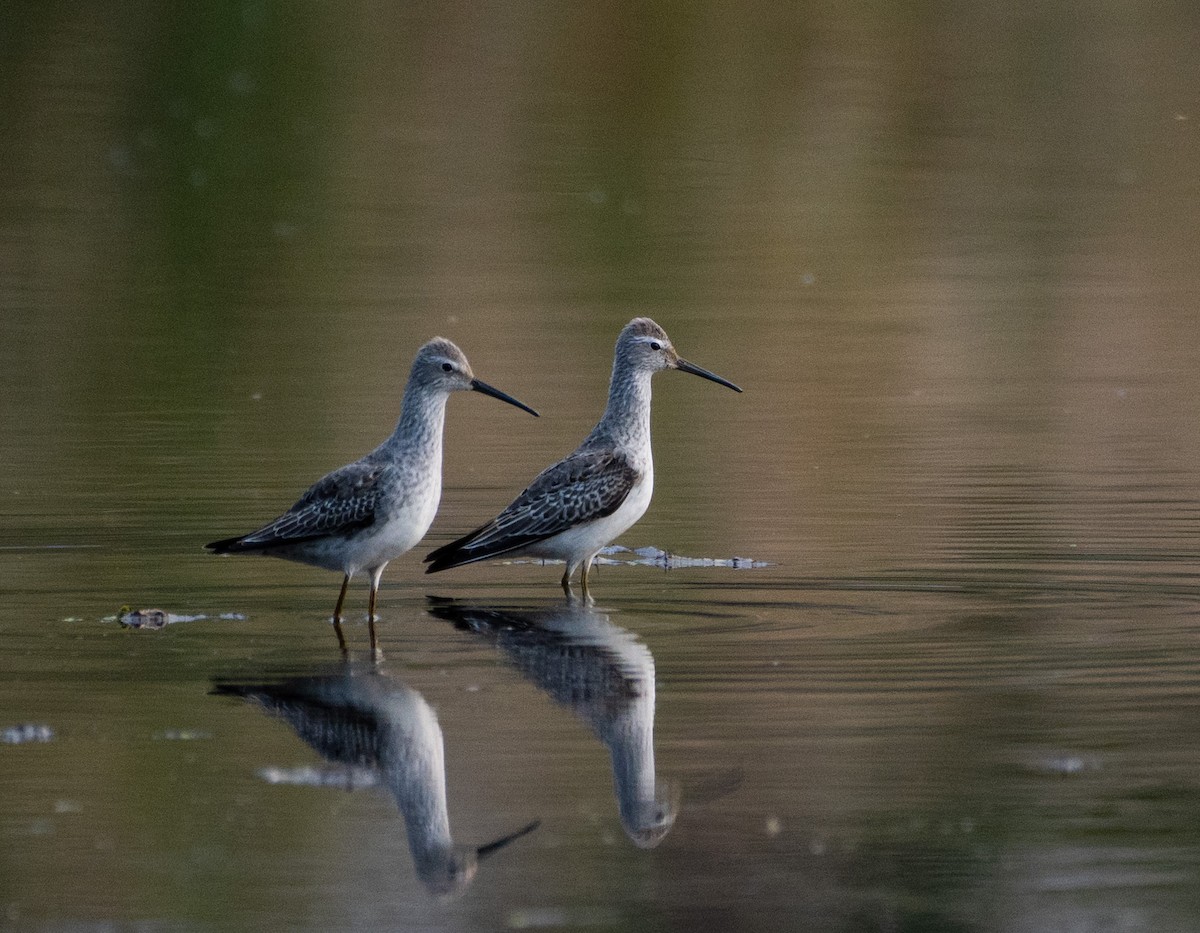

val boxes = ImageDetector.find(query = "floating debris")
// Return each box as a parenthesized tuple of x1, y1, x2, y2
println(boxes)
(509, 907, 566, 930)
(508, 907, 621, 929)
(119, 607, 171, 629)
(510, 545, 769, 571)
(3, 723, 54, 745)
(114, 606, 245, 629)
(156, 729, 212, 742)
(1023, 754, 1099, 776)
(619, 546, 771, 570)
(256, 765, 378, 790)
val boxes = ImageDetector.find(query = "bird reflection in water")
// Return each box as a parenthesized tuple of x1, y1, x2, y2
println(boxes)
(212, 664, 538, 896)
(427, 598, 678, 848)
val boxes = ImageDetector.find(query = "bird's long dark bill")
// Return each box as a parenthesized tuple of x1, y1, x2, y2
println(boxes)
(675, 358, 743, 393)
(470, 379, 540, 416)
(476, 819, 541, 860)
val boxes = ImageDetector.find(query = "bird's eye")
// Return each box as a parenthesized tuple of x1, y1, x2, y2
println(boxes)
(650, 341, 662, 351)
(441, 362, 454, 373)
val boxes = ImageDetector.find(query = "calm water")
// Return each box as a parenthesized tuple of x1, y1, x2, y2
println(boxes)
(5, 2, 1200, 930)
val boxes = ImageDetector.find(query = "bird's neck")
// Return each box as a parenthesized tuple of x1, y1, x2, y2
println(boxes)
(606, 666, 659, 831)
(384, 697, 455, 865)
(386, 389, 449, 463)
(591, 362, 652, 451)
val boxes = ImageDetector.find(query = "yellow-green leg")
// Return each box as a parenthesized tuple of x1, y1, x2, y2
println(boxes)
(367, 581, 379, 656)
(580, 558, 594, 600)
(367, 565, 386, 658)
(331, 574, 350, 653)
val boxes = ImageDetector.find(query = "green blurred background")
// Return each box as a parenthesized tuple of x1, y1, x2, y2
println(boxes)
(4, 2, 1200, 929)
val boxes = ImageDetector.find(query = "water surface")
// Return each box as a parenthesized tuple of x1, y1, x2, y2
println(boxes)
(4, 1, 1200, 930)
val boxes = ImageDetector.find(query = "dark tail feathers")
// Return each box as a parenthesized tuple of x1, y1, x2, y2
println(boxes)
(205, 535, 248, 554)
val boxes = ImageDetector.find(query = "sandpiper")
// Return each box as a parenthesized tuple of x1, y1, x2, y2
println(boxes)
(214, 665, 540, 895)
(429, 598, 677, 847)
(423, 318, 741, 596)
(206, 338, 538, 650)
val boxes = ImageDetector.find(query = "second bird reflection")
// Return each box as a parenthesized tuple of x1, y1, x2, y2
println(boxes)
(212, 664, 538, 897)
(427, 598, 678, 849)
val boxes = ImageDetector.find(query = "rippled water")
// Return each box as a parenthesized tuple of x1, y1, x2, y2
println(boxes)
(5, 1, 1200, 930)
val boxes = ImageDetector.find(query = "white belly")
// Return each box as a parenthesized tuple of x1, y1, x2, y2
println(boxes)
(527, 464, 654, 569)
(292, 486, 441, 576)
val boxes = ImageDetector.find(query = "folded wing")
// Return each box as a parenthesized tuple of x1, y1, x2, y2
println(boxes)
(206, 461, 389, 553)
(424, 449, 636, 572)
